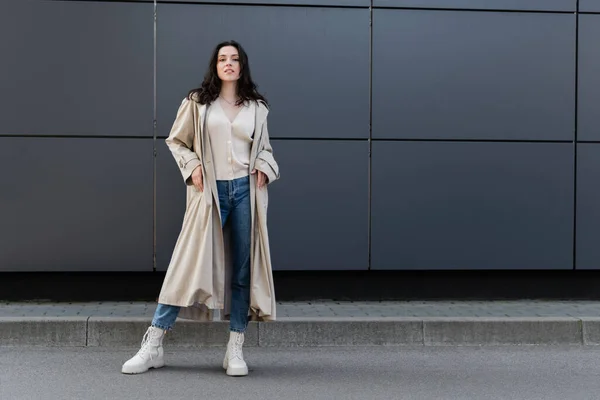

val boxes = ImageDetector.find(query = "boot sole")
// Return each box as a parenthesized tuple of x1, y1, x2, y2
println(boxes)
(226, 365, 248, 377)
(223, 354, 247, 375)
(121, 361, 165, 375)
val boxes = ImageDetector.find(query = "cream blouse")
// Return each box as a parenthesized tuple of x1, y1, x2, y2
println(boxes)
(206, 99, 255, 181)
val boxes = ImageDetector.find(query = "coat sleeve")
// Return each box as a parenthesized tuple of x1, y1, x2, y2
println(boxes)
(254, 117, 280, 184)
(165, 98, 201, 186)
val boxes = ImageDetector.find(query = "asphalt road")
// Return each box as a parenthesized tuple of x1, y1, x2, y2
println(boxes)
(1, 346, 599, 399)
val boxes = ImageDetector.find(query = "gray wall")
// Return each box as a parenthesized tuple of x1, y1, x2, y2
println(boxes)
(0, 0, 597, 271)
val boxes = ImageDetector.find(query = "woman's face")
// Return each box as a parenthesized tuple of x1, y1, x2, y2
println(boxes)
(216, 46, 241, 82)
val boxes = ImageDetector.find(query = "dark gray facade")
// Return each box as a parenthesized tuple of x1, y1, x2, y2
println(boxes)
(0, 0, 597, 271)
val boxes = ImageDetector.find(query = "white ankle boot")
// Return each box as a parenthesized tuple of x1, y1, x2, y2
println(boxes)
(223, 331, 248, 376)
(121, 326, 165, 374)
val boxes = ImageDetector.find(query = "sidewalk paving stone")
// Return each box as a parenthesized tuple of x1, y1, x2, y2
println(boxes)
(1, 300, 600, 318)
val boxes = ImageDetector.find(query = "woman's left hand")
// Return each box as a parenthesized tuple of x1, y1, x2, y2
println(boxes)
(251, 169, 267, 188)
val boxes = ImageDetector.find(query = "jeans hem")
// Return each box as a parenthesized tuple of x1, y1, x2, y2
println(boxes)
(229, 327, 246, 333)
(151, 323, 172, 331)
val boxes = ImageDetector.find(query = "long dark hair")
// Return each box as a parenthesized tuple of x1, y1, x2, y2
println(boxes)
(187, 40, 267, 107)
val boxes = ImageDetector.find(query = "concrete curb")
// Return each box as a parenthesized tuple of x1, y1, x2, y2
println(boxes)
(580, 317, 600, 345)
(0, 317, 596, 347)
(422, 317, 583, 346)
(87, 318, 259, 347)
(0, 317, 88, 347)
(259, 317, 424, 346)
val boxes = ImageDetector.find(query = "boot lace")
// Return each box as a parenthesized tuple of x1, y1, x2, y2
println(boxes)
(137, 329, 155, 361)
(230, 333, 244, 360)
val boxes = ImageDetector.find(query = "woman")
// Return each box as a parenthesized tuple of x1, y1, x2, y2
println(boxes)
(122, 40, 280, 377)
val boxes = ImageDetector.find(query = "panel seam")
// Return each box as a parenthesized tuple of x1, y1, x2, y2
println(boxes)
(573, 0, 579, 270)
(153, 0, 158, 272)
(368, 0, 373, 271)
(372, 6, 575, 14)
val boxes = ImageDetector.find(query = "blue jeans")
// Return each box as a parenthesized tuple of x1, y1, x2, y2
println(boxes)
(152, 175, 252, 333)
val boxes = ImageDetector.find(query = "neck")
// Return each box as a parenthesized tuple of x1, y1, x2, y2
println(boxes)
(220, 82, 237, 101)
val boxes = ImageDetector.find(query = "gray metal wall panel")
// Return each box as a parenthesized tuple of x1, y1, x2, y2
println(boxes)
(374, 0, 576, 11)
(157, 139, 369, 271)
(576, 144, 600, 269)
(372, 10, 575, 141)
(0, 138, 154, 271)
(371, 142, 574, 270)
(579, 0, 600, 12)
(0, 1, 153, 137)
(268, 140, 369, 270)
(156, 141, 187, 272)
(577, 15, 600, 141)
(157, 3, 370, 139)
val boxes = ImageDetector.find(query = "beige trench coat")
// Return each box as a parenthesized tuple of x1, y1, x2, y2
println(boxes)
(157, 95, 280, 322)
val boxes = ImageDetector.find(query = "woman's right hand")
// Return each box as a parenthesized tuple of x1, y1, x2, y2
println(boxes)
(191, 165, 203, 192)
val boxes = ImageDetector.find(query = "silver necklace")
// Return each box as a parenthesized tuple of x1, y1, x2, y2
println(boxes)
(219, 95, 239, 106)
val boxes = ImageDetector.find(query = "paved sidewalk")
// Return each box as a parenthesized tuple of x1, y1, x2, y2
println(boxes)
(2, 300, 600, 318)
(2, 300, 600, 348)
